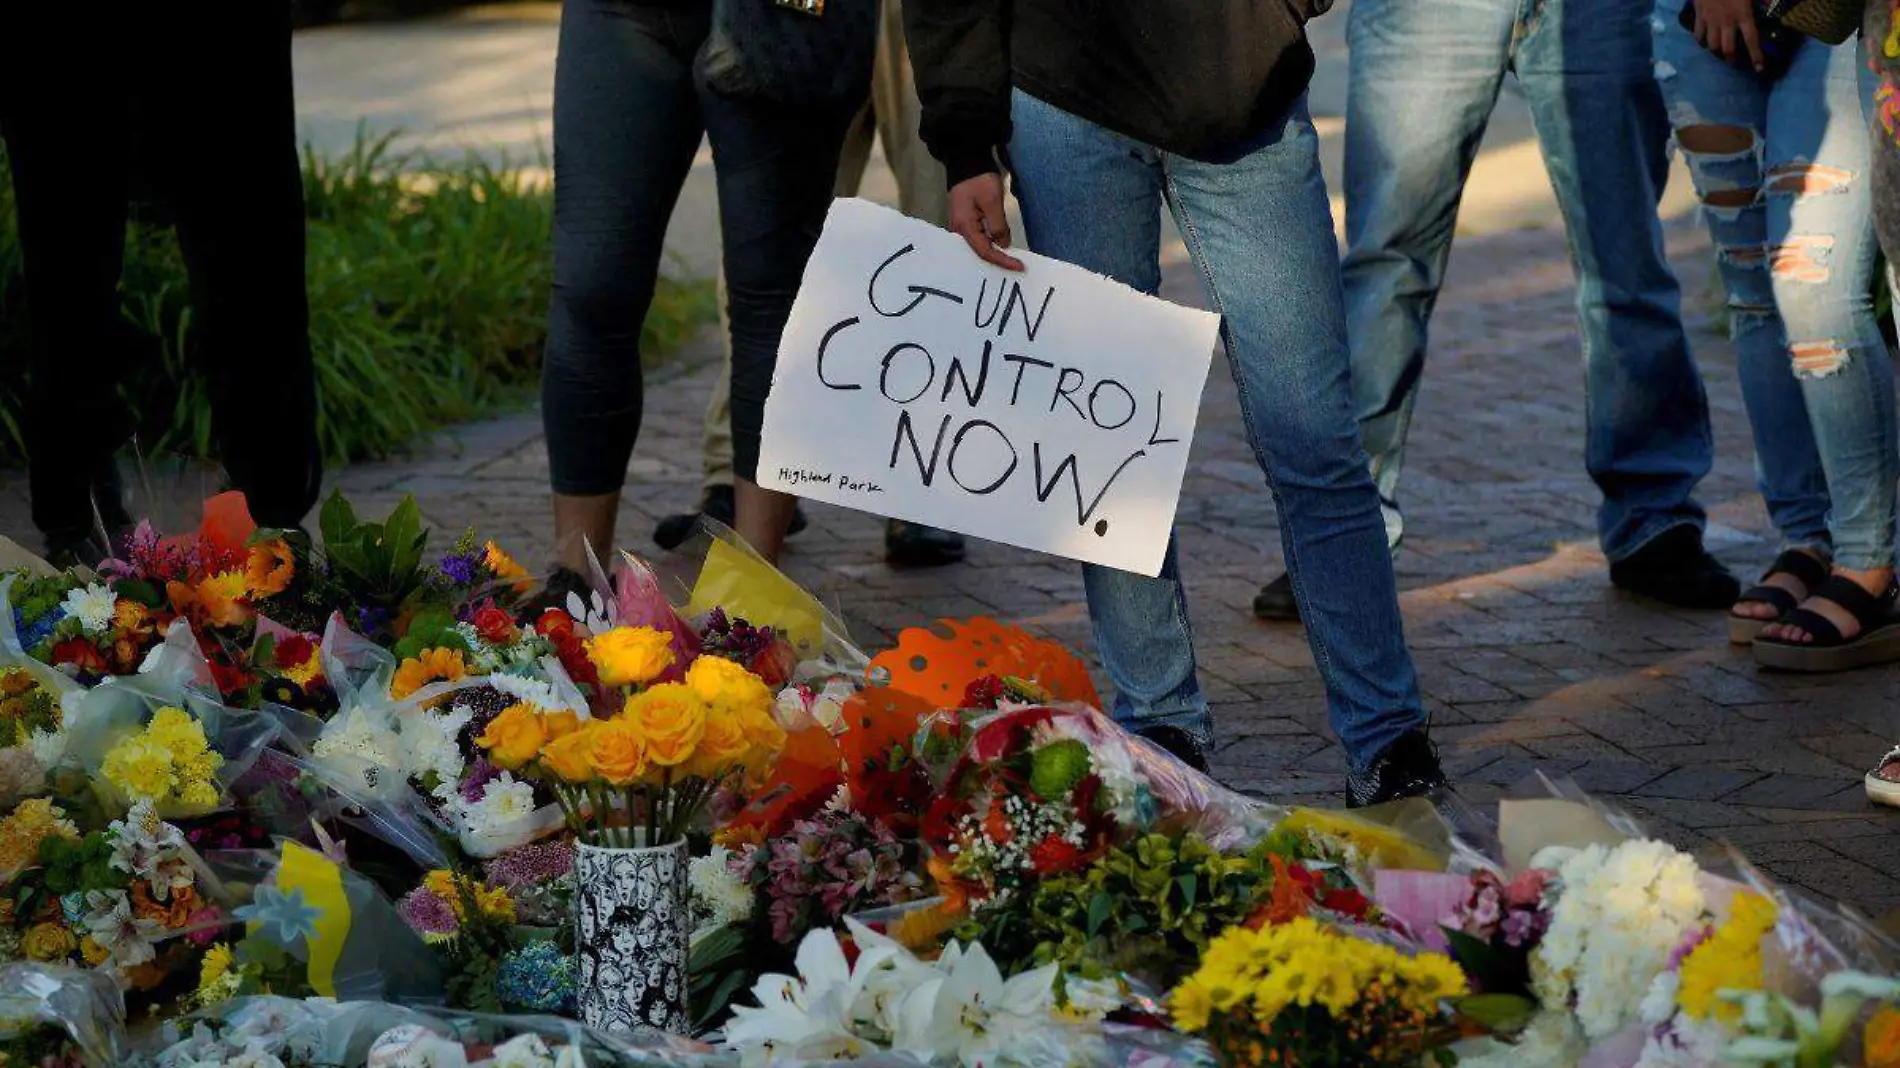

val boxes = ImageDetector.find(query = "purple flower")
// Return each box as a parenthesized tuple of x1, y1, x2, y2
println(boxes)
(437, 551, 481, 587)
(486, 840, 576, 890)
(397, 887, 461, 938)
(461, 759, 503, 804)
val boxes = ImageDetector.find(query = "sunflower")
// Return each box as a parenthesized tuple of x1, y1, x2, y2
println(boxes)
(391, 647, 468, 700)
(244, 539, 296, 598)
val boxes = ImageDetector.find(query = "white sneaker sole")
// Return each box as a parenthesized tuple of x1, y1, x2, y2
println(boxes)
(1866, 771, 1900, 808)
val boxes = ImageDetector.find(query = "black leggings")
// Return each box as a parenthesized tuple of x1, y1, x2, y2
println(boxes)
(542, 0, 856, 493)
(0, 1, 320, 537)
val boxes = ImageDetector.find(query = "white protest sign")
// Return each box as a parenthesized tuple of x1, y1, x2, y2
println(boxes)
(760, 198, 1220, 576)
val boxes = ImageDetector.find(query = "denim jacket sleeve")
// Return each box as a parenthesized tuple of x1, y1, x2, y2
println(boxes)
(903, 0, 1012, 187)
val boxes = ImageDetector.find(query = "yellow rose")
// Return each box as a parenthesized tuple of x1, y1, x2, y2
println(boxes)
(475, 703, 548, 771)
(685, 656, 773, 717)
(625, 683, 707, 769)
(20, 922, 75, 962)
(1868, 1007, 1900, 1068)
(589, 718, 649, 787)
(737, 701, 788, 765)
(543, 709, 582, 740)
(586, 627, 676, 688)
(540, 723, 599, 784)
(685, 710, 753, 779)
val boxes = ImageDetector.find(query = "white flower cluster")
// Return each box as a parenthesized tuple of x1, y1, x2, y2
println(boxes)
(724, 920, 1084, 1068)
(61, 583, 116, 635)
(410, 705, 473, 799)
(950, 796, 1086, 875)
(152, 998, 324, 1068)
(1531, 839, 1707, 1042)
(689, 845, 755, 930)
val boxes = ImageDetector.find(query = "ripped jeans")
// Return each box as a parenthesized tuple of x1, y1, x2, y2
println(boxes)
(1654, 3, 1899, 572)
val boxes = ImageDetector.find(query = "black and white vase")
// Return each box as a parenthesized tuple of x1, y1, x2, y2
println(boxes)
(573, 837, 689, 1035)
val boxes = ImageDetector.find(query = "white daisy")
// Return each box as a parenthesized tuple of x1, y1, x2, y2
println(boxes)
(61, 582, 116, 635)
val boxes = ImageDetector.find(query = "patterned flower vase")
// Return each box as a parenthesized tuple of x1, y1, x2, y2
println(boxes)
(573, 837, 689, 1035)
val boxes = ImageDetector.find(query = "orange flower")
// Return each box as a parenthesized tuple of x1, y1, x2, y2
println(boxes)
(130, 882, 198, 929)
(540, 723, 598, 784)
(589, 718, 648, 787)
(476, 703, 549, 771)
(484, 541, 533, 594)
(1867, 1007, 1900, 1068)
(391, 648, 467, 700)
(625, 683, 707, 769)
(113, 600, 154, 639)
(244, 539, 295, 598)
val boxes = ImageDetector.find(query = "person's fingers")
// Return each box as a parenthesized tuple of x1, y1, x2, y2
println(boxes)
(978, 197, 1025, 270)
(1718, 23, 1738, 61)
(1738, 18, 1765, 70)
(956, 217, 1023, 271)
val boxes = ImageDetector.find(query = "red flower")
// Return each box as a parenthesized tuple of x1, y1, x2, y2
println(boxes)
(1029, 835, 1088, 874)
(982, 799, 1013, 845)
(536, 609, 576, 642)
(51, 639, 107, 675)
(210, 659, 254, 698)
(961, 674, 1006, 710)
(1321, 886, 1374, 920)
(273, 634, 315, 669)
(471, 605, 518, 645)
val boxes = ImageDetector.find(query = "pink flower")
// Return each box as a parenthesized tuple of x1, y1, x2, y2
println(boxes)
(1505, 869, 1550, 908)
(768, 896, 802, 943)
(186, 907, 224, 947)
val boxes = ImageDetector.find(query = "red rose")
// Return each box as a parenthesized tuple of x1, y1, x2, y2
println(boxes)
(51, 639, 108, 675)
(274, 634, 314, 669)
(472, 605, 518, 645)
(1029, 835, 1087, 874)
(536, 609, 576, 642)
(1321, 887, 1374, 920)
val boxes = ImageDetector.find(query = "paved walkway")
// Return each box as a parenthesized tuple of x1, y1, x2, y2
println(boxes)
(2, 4, 1896, 922)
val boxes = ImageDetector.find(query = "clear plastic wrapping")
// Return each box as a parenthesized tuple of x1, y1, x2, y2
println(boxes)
(0, 963, 127, 1067)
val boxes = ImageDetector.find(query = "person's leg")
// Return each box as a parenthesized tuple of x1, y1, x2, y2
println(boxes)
(1859, 0, 1900, 800)
(1254, 0, 1512, 621)
(155, 2, 321, 531)
(1163, 97, 1433, 789)
(700, 86, 857, 563)
(0, 14, 138, 561)
(1007, 90, 1211, 757)
(1753, 41, 1897, 651)
(1515, 0, 1735, 607)
(1651, 0, 1829, 632)
(541, 0, 708, 572)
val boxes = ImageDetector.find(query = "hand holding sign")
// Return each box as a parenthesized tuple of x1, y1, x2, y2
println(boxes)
(759, 199, 1220, 577)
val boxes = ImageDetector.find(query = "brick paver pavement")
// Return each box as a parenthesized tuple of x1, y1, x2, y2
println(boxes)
(6, 219, 1899, 921)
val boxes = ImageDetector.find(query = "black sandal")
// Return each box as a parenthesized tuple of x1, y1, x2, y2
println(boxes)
(1752, 575, 1900, 673)
(1728, 549, 1831, 645)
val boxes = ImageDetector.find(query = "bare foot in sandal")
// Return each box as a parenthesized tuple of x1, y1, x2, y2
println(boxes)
(1728, 548, 1830, 644)
(1760, 565, 1895, 645)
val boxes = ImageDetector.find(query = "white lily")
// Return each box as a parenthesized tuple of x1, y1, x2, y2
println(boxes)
(724, 929, 866, 1067)
(895, 939, 1060, 1068)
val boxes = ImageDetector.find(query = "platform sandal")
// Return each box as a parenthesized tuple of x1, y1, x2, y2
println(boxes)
(1728, 549, 1831, 645)
(1867, 744, 1900, 809)
(1752, 575, 1900, 673)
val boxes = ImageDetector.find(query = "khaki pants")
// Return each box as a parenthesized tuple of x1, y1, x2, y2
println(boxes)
(700, 0, 949, 490)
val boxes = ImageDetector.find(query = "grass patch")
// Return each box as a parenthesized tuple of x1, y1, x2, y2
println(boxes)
(0, 130, 715, 465)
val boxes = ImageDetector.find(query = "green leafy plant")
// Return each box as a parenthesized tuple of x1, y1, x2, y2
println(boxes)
(317, 491, 429, 610)
(962, 831, 1303, 991)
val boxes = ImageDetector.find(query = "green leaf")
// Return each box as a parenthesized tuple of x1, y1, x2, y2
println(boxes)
(1454, 993, 1539, 1035)
(319, 490, 358, 550)
(1086, 890, 1112, 940)
(113, 579, 165, 609)
(1177, 873, 1198, 911)
(384, 496, 427, 577)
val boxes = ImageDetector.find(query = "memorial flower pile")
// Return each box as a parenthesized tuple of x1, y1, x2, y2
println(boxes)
(5, 490, 1900, 1068)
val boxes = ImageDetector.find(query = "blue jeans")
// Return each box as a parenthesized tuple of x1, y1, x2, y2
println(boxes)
(1653, 8, 1897, 571)
(1345, 0, 1714, 561)
(1008, 90, 1427, 772)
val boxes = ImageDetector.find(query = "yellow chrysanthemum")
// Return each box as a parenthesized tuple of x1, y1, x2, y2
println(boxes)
(423, 870, 518, 925)
(100, 708, 224, 813)
(281, 643, 324, 687)
(1678, 891, 1778, 1022)
(1172, 917, 1466, 1037)
(391, 648, 468, 700)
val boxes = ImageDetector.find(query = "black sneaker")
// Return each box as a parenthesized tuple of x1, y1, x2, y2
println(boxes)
(1134, 723, 1212, 775)
(1346, 728, 1447, 808)
(886, 520, 966, 568)
(1252, 572, 1300, 622)
(653, 485, 806, 551)
(1608, 524, 1741, 609)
